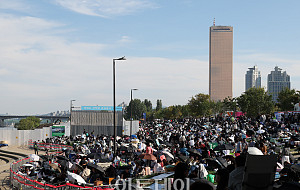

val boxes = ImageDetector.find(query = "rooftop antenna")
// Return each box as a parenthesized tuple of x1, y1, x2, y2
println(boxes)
(213, 18, 215, 26)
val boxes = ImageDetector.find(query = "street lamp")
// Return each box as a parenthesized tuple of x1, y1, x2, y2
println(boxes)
(113, 56, 126, 156)
(70, 100, 76, 131)
(130, 88, 138, 137)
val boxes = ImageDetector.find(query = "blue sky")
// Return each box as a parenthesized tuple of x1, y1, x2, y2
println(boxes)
(0, 0, 299, 114)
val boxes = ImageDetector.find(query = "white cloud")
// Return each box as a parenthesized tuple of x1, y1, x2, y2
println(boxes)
(0, 13, 206, 114)
(54, 0, 157, 17)
(118, 36, 132, 44)
(1, 10, 300, 115)
(0, 0, 31, 12)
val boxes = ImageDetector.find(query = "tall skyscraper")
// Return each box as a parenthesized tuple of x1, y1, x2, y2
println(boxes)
(209, 24, 233, 101)
(267, 66, 290, 102)
(245, 66, 261, 91)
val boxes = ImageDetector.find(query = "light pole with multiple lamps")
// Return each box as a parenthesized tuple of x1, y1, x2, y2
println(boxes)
(130, 88, 138, 137)
(113, 56, 126, 156)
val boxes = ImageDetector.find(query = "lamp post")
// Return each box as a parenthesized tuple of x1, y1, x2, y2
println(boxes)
(70, 100, 76, 131)
(113, 56, 126, 156)
(130, 88, 138, 137)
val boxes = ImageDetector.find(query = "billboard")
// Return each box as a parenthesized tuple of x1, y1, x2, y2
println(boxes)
(52, 126, 65, 137)
(81, 106, 123, 111)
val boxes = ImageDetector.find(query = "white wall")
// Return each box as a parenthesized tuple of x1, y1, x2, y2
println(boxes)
(0, 121, 70, 146)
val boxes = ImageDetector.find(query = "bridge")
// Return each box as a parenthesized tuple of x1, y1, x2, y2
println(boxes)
(0, 115, 69, 120)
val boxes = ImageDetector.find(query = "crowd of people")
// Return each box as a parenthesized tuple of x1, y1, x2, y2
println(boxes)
(18, 114, 300, 190)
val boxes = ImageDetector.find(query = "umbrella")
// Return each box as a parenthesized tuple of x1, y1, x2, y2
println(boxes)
(160, 141, 173, 147)
(187, 148, 202, 157)
(246, 129, 256, 136)
(71, 163, 84, 173)
(138, 153, 157, 161)
(67, 171, 86, 185)
(29, 154, 40, 161)
(213, 144, 234, 151)
(247, 147, 263, 155)
(40, 155, 51, 161)
(119, 145, 137, 152)
(134, 152, 142, 156)
(276, 162, 284, 172)
(127, 145, 137, 152)
(131, 135, 137, 139)
(291, 164, 300, 173)
(56, 159, 68, 169)
(161, 151, 175, 160)
(49, 163, 61, 173)
(177, 155, 189, 162)
(63, 148, 71, 155)
(97, 157, 111, 163)
(23, 164, 34, 169)
(87, 153, 104, 159)
(87, 163, 104, 173)
(216, 157, 228, 168)
(119, 146, 128, 151)
(146, 139, 155, 144)
(256, 129, 265, 134)
(205, 158, 223, 169)
(56, 155, 69, 161)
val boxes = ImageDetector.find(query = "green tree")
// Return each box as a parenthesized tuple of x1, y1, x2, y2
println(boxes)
(187, 93, 211, 117)
(156, 99, 162, 111)
(277, 88, 300, 111)
(15, 116, 41, 130)
(237, 87, 274, 118)
(143, 99, 153, 112)
(124, 99, 146, 120)
(222, 97, 238, 112)
(180, 105, 190, 118)
(210, 100, 223, 115)
(153, 109, 164, 120)
(161, 105, 183, 119)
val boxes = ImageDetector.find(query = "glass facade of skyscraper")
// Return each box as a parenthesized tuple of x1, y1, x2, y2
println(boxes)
(209, 26, 233, 101)
(267, 66, 290, 102)
(245, 66, 261, 91)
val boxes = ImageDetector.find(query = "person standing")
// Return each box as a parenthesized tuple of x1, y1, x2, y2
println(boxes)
(34, 141, 39, 155)
(146, 143, 153, 154)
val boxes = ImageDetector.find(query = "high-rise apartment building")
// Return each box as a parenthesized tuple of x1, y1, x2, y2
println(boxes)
(245, 66, 261, 91)
(267, 66, 290, 102)
(209, 25, 233, 101)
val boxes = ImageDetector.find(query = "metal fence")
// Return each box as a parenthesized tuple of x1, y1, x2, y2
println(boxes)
(10, 142, 115, 189)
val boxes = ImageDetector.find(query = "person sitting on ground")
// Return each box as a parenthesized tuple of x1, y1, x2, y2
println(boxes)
(80, 163, 91, 181)
(172, 162, 189, 190)
(153, 159, 165, 173)
(188, 165, 200, 184)
(228, 154, 246, 190)
(216, 168, 229, 190)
